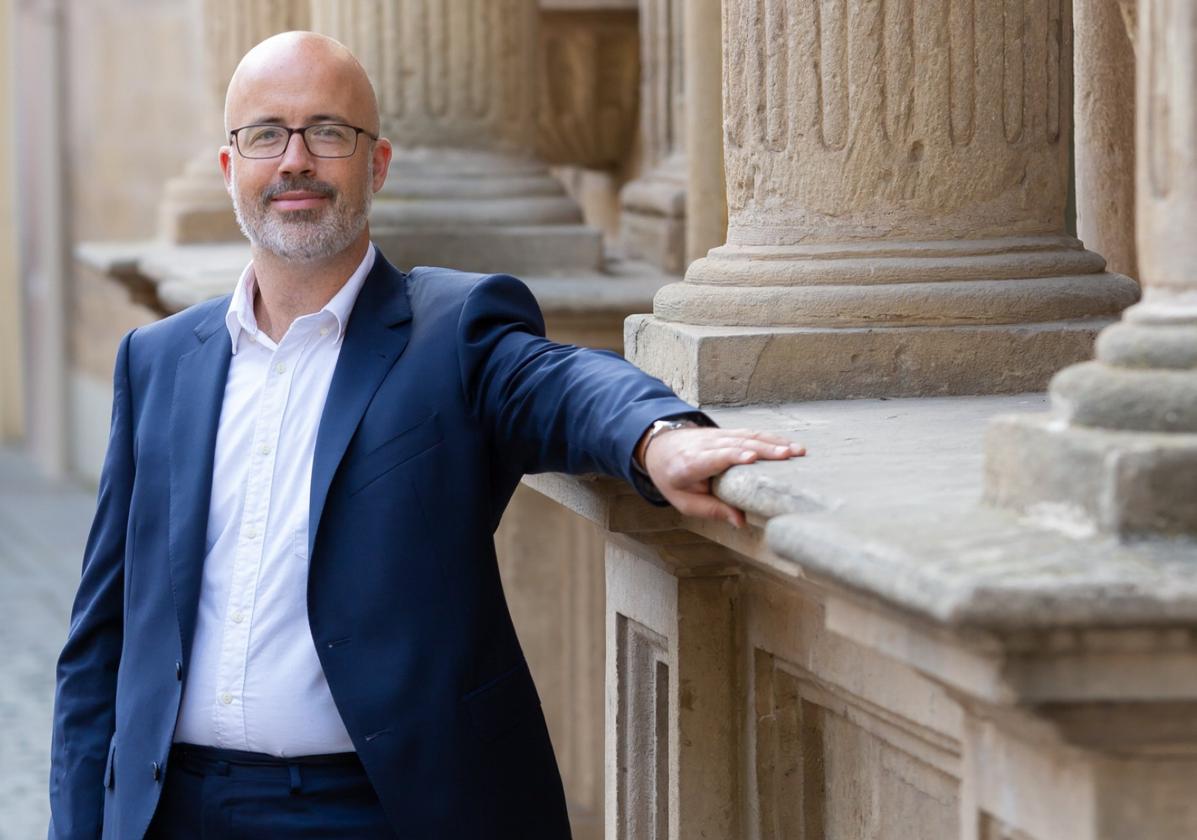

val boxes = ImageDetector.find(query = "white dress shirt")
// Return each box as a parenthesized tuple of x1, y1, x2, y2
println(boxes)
(173, 245, 376, 756)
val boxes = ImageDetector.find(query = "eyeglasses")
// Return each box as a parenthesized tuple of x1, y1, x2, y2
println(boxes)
(229, 123, 379, 159)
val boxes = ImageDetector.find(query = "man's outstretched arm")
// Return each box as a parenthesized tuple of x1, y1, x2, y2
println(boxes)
(456, 272, 805, 518)
(48, 331, 135, 840)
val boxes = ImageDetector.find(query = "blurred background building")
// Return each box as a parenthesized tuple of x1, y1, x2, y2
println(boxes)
(3, 0, 1195, 838)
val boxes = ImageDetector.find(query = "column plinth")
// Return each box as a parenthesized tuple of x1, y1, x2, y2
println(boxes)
(311, 0, 603, 274)
(629, 0, 1139, 404)
(986, 0, 1197, 536)
(158, 0, 310, 244)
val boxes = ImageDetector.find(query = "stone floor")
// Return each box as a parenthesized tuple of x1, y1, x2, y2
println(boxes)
(0, 448, 95, 840)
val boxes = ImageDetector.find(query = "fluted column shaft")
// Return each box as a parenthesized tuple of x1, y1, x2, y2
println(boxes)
(1051, 0, 1197, 432)
(986, 0, 1197, 536)
(310, 0, 602, 272)
(1075, 0, 1138, 279)
(619, 0, 688, 273)
(662, 0, 1136, 327)
(159, 0, 309, 243)
(310, 0, 538, 155)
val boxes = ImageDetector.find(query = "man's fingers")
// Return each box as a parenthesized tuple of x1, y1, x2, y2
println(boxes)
(662, 446, 759, 486)
(717, 428, 803, 449)
(667, 488, 747, 529)
(710, 435, 806, 458)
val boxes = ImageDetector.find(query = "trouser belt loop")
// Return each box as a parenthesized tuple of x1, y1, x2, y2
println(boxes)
(289, 763, 302, 795)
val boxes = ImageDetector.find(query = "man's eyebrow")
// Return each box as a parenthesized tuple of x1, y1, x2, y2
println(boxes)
(245, 114, 353, 125)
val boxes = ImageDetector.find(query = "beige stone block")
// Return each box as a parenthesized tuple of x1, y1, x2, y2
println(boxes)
(984, 413, 1197, 536)
(626, 315, 1113, 405)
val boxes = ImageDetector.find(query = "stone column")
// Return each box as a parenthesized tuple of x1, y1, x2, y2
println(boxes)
(627, 0, 1140, 405)
(0, 0, 23, 442)
(683, 0, 726, 267)
(157, 0, 310, 244)
(1075, 0, 1138, 279)
(986, 0, 1197, 536)
(619, 0, 687, 274)
(310, 0, 603, 275)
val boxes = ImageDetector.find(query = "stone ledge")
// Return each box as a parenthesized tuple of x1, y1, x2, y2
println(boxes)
(76, 240, 670, 320)
(528, 393, 1197, 639)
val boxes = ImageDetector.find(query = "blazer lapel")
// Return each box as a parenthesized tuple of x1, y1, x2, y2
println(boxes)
(308, 254, 413, 559)
(169, 303, 233, 667)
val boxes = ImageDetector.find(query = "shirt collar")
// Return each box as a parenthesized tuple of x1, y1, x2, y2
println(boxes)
(225, 243, 377, 354)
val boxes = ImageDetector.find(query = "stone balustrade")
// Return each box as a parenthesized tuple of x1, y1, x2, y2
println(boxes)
(531, 389, 1197, 839)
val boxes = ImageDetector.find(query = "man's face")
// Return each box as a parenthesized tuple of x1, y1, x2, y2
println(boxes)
(219, 44, 390, 262)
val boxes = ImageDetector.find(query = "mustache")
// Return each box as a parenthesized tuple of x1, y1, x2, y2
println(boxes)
(260, 178, 337, 206)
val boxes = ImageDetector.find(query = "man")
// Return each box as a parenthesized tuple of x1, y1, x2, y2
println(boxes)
(48, 32, 804, 839)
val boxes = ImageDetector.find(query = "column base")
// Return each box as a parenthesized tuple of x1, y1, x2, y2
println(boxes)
(157, 157, 239, 244)
(984, 413, 1197, 537)
(370, 148, 604, 273)
(372, 224, 603, 275)
(626, 315, 1117, 404)
(618, 165, 687, 274)
(619, 209, 685, 275)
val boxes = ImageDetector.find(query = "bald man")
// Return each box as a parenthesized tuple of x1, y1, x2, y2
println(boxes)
(48, 32, 803, 839)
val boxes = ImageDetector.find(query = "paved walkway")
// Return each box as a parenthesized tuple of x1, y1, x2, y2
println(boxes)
(0, 448, 95, 840)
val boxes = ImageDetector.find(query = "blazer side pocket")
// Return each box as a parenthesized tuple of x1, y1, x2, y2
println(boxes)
(343, 412, 443, 497)
(461, 659, 542, 743)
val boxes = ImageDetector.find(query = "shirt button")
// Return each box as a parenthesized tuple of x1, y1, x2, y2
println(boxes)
(258, 444, 271, 456)
(220, 692, 233, 705)
(232, 611, 245, 624)
(320, 326, 330, 337)
(275, 362, 286, 374)
(244, 526, 258, 540)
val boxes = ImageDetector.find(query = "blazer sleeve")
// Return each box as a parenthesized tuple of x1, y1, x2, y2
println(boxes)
(457, 272, 707, 497)
(48, 330, 135, 840)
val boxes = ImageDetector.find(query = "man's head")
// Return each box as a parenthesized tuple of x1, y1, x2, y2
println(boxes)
(220, 32, 392, 262)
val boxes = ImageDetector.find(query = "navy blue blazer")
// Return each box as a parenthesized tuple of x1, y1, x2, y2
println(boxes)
(48, 252, 700, 839)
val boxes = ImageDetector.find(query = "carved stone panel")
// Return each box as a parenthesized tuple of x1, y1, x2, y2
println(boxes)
(614, 613, 670, 840)
(754, 649, 960, 839)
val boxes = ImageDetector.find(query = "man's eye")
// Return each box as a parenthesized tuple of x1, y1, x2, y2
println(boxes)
(247, 127, 284, 145)
(310, 125, 350, 140)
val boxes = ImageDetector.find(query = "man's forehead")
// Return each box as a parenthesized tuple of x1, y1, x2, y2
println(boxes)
(225, 35, 379, 131)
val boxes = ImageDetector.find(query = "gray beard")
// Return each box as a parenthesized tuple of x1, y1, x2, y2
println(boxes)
(230, 166, 374, 263)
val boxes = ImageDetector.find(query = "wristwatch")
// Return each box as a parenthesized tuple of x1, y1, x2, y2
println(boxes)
(637, 418, 699, 470)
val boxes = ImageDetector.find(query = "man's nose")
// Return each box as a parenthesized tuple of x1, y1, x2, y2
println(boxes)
(277, 130, 315, 175)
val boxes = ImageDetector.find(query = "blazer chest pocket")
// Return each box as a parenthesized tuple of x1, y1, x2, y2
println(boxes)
(462, 659, 542, 743)
(343, 412, 443, 497)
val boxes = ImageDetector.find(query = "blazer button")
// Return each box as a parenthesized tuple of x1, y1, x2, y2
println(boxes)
(175, 660, 183, 681)
(151, 761, 161, 781)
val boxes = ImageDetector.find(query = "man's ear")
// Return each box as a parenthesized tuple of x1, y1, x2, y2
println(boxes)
(219, 146, 234, 194)
(371, 137, 393, 194)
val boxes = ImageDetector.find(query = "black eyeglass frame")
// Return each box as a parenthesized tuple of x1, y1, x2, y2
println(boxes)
(228, 123, 380, 159)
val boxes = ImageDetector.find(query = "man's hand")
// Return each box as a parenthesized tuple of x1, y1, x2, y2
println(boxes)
(637, 426, 806, 528)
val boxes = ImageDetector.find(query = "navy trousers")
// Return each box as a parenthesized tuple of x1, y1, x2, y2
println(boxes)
(145, 744, 399, 839)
